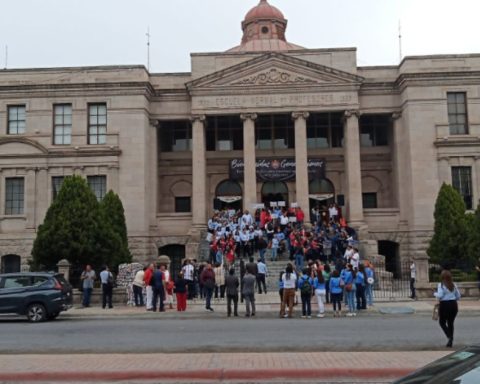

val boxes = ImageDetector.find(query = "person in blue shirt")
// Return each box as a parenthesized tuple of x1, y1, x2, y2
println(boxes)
(364, 262, 375, 307)
(434, 270, 461, 348)
(342, 264, 356, 317)
(355, 264, 367, 310)
(298, 268, 314, 318)
(329, 270, 343, 317)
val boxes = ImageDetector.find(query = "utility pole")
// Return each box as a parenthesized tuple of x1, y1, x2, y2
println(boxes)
(398, 21, 403, 62)
(146, 27, 151, 72)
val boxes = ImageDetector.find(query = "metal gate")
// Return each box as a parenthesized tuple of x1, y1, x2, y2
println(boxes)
(370, 260, 412, 300)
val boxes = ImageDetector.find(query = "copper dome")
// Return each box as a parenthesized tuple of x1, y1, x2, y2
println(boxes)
(244, 0, 285, 23)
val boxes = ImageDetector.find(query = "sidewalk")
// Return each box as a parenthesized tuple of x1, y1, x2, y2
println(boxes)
(0, 351, 449, 382)
(64, 294, 480, 318)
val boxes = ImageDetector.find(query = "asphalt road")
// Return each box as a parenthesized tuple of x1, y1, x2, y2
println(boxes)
(1, 314, 479, 354)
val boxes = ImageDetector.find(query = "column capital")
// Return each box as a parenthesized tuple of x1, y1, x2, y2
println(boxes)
(344, 110, 360, 120)
(474, 156, 480, 161)
(240, 113, 257, 122)
(149, 118, 159, 127)
(391, 111, 402, 121)
(190, 114, 206, 123)
(438, 156, 450, 162)
(292, 111, 310, 121)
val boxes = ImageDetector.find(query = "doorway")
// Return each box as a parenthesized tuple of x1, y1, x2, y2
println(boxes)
(1, 255, 21, 274)
(214, 180, 243, 211)
(261, 181, 288, 208)
(158, 245, 186, 280)
(378, 241, 400, 278)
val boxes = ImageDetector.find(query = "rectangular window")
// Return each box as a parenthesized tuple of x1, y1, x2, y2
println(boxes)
(452, 166, 473, 209)
(7, 105, 26, 135)
(255, 114, 294, 150)
(359, 115, 390, 147)
(175, 196, 191, 213)
(206, 116, 244, 151)
(5, 177, 25, 215)
(87, 175, 107, 201)
(88, 103, 107, 144)
(362, 192, 378, 209)
(307, 113, 344, 149)
(160, 121, 192, 152)
(53, 104, 72, 145)
(448, 92, 468, 135)
(52, 176, 65, 199)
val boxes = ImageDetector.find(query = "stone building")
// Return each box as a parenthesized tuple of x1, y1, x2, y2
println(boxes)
(0, 0, 479, 275)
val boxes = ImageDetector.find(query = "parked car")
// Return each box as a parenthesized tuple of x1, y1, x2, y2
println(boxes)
(0, 272, 73, 322)
(394, 346, 480, 383)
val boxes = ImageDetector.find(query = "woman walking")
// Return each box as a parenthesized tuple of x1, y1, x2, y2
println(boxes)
(434, 270, 461, 348)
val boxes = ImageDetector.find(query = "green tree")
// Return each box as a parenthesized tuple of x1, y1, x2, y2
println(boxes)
(99, 190, 132, 267)
(466, 205, 480, 267)
(427, 183, 467, 268)
(31, 175, 103, 271)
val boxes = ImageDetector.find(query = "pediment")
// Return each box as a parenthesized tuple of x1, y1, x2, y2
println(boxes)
(0, 137, 48, 156)
(186, 52, 364, 92)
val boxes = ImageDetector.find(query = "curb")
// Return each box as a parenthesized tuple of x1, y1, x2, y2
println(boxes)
(0, 368, 414, 382)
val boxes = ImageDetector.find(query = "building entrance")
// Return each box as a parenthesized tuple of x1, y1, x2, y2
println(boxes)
(1, 255, 21, 273)
(309, 179, 335, 223)
(261, 181, 288, 208)
(159, 245, 186, 280)
(214, 180, 242, 211)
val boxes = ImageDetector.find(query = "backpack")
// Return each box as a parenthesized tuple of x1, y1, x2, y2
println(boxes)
(300, 277, 312, 296)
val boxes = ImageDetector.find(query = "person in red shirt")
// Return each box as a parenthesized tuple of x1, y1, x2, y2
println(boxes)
(143, 263, 154, 311)
(296, 207, 305, 227)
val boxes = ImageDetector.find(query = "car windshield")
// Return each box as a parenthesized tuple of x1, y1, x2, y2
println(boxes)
(396, 349, 480, 384)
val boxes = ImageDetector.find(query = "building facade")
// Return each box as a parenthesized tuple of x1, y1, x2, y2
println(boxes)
(1, 0, 479, 273)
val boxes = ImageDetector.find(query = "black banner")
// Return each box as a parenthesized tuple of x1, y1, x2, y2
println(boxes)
(229, 158, 325, 182)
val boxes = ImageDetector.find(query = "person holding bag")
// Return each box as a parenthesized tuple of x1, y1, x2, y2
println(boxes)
(434, 270, 461, 348)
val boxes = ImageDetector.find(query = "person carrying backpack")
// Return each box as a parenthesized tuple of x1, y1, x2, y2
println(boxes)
(298, 268, 314, 318)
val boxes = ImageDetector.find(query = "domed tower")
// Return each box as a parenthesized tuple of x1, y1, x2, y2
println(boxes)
(228, 0, 304, 52)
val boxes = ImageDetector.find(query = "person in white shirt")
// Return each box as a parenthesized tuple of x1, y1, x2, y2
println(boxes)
(410, 262, 417, 300)
(241, 210, 253, 229)
(328, 204, 338, 222)
(280, 264, 297, 318)
(132, 268, 145, 307)
(350, 249, 360, 270)
(344, 245, 354, 262)
(182, 260, 195, 300)
(434, 270, 461, 348)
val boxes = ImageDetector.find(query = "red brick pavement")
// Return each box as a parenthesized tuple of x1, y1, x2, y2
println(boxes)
(0, 351, 449, 382)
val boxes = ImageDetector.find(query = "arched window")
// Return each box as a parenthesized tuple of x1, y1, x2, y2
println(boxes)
(309, 178, 335, 194)
(261, 181, 288, 207)
(215, 180, 242, 197)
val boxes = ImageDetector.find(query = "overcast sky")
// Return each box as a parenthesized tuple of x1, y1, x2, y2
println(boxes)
(1, 0, 479, 72)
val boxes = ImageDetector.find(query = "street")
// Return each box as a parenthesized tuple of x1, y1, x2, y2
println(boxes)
(1, 313, 480, 354)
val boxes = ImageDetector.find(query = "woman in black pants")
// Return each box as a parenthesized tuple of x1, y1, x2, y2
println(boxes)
(434, 270, 461, 348)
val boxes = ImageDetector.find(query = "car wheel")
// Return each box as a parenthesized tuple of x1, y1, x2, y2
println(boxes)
(47, 312, 60, 320)
(27, 303, 47, 322)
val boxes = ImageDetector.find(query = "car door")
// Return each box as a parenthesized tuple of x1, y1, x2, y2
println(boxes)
(0, 275, 32, 313)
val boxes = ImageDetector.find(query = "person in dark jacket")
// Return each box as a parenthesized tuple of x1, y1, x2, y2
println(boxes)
(200, 263, 216, 312)
(242, 270, 256, 317)
(174, 272, 188, 311)
(225, 268, 239, 317)
(152, 264, 166, 312)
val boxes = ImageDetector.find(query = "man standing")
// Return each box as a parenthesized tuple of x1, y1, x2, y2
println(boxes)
(256, 258, 268, 294)
(144, 263, 154, 311)
(152, 264, 166, 312)
(225, 268, 239, 317)
(242, 269, 256, 317)
(99, 265, 114, 309)
(410, 261, 417, 300)
(80, 264, 96, 308)
(182, 259, 195, 300)
(200, 263, 216, 312)
(132, 268, 145, 307)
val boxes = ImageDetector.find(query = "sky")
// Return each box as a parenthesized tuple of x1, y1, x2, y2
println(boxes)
(0, 0, 479, 72)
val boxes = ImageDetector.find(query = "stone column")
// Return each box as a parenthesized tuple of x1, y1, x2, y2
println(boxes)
(438, 157, 451, 185)
(148, 119, 159, 230)
(25, 167, 37, 229)
(292, 112, 310, 213)
(57, 259, 71, 282)
(392, 112, 408, 228)
(343, 110, 364, 226)
(190, 115, 207, 238)
(240, 113, 257, 212)
(475, 156, 480, 210)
